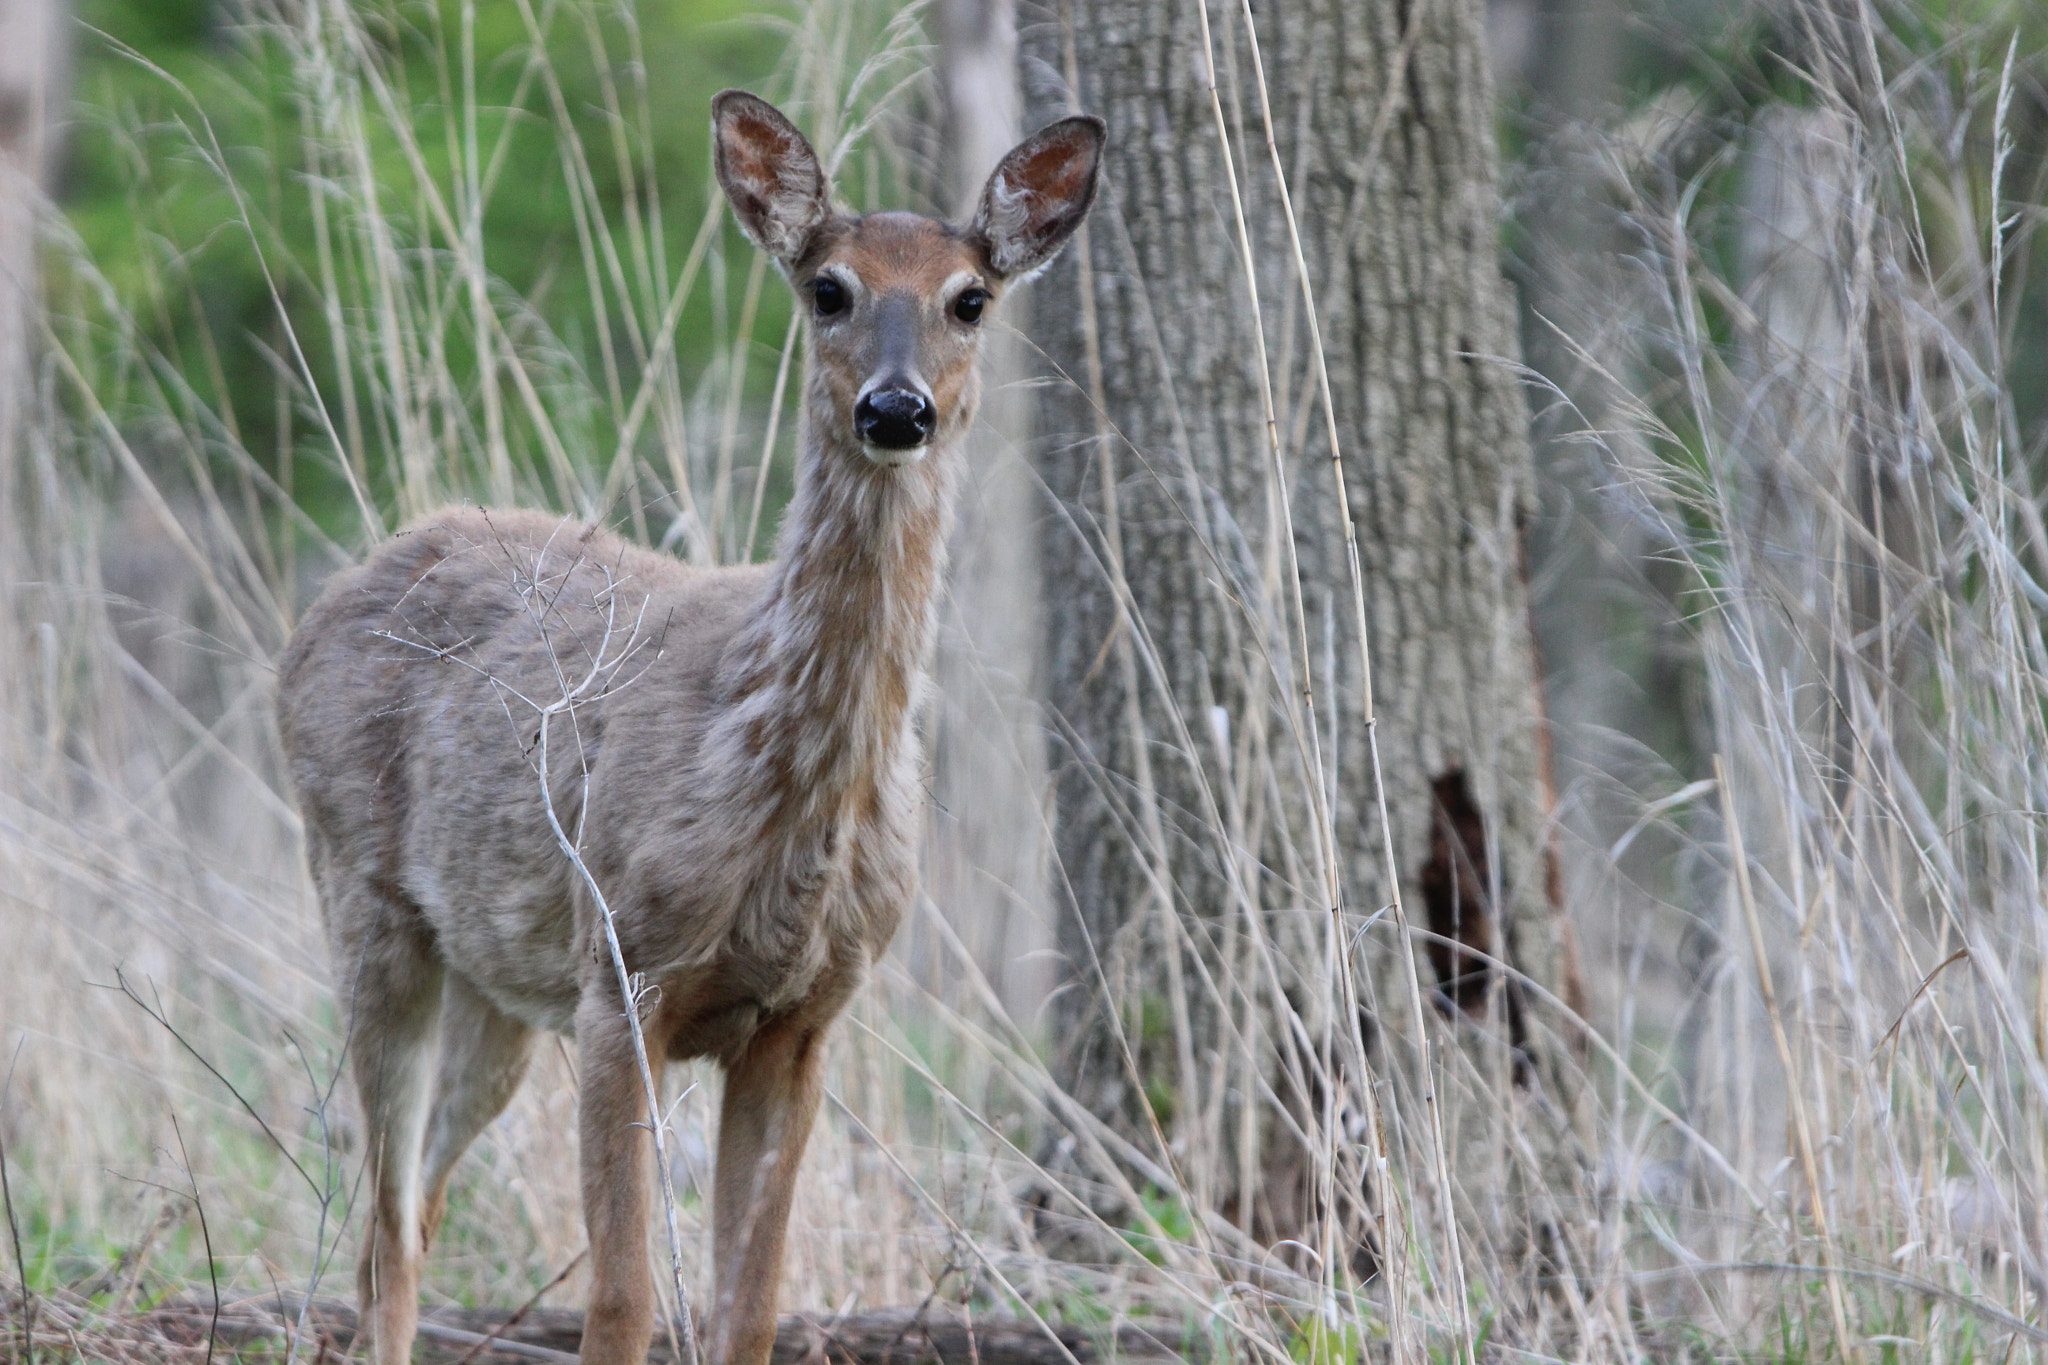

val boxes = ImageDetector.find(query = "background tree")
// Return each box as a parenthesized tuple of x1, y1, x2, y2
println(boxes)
(1021, 0, 1582, 1258)
(0, 0, 65, 550)
(917, 0, 1058, 1017)
(0, 0, 66, 759)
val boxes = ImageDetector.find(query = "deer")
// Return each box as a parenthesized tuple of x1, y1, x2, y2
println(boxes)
(276, 91, 1103, 1365)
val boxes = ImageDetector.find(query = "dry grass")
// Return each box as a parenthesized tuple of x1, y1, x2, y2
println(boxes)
(4, 0, 2048, 1361)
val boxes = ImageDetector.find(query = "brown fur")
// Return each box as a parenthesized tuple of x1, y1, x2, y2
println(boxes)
(277, 93, 1101, 1365)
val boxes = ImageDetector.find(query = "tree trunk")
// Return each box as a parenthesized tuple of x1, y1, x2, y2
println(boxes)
(0, 0, 68, 742)
(915, 0, 1057, 1020)
(0, 0, 65, 554)
(1021, 0, 1580, 1247)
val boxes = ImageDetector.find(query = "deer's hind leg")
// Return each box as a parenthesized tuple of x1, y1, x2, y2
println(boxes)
(420, 972, 535, 1245)
(332, 884, 446, 1365)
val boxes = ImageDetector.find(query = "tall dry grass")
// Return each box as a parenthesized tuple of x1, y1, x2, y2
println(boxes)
(1, 0, 2046, 1361)
(1509, 2, 2048, 1358)
(1, 0, 966, 1327)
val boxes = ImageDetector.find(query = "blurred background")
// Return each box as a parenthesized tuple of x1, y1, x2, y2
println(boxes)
(3, 0, 2047, 1360)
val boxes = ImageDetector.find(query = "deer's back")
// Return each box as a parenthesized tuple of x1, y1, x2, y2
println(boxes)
(278, 508, 768, 1031)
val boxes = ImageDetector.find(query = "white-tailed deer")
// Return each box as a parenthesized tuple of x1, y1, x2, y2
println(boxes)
(277, 92, 1102, 1365)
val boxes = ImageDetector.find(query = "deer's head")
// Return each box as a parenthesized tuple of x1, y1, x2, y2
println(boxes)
(713, 91, 1104, 467)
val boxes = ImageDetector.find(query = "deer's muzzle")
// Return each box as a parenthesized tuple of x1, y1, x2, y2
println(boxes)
(855, 385, 936, 462)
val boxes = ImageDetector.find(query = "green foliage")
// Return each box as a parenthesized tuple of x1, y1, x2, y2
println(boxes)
(1287, 1314, 1364, 1365)
(1132, 992, 1176, 1126)
(1114, 1184, 1194, 1267)
(61, 0, 782, 532)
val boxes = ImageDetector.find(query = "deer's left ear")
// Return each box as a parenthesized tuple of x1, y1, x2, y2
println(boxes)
(714, 90, 830, 267)
(971, 115, 1106, 281)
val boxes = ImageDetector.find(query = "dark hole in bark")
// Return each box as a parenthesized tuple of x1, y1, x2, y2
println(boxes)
(1418, 766, 1534, 1081)
(1420, 767, 1494, 1009)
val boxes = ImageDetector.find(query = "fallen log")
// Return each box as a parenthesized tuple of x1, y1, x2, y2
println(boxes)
(143, 1295, 1193, 1364)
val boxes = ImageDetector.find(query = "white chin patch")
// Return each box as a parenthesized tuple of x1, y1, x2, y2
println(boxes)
(863, 443, 929, 467)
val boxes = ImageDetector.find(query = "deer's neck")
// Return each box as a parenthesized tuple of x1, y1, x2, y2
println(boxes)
(718, 415, 958, 817)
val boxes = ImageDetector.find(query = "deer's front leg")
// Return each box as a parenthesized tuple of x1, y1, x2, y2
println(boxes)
(575, 989, 662, 1365)
(709, 1018, 827, 1365)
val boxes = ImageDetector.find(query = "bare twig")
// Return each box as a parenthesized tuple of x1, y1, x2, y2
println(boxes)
(2, 1040, 35, 1365)
(490, 528, 698, 1365)
(448, 1251, 590, 1365)
(167, 1115, 220, 1365)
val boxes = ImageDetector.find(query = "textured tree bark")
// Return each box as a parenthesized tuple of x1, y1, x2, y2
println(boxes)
(1020, 0, 1580, 1241)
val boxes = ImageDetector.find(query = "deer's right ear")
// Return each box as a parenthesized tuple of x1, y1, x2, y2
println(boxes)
(713, 91, 829, 267)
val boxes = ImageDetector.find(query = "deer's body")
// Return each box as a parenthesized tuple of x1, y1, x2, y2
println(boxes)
(277, 94, 1101, 1365)
(283, 496, 917, 1044)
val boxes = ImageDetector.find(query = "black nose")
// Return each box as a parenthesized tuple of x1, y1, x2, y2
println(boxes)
(855, 388, 936, 450)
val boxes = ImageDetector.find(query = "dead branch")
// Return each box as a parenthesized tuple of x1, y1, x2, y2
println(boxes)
(126, 1296, 1193, 1365)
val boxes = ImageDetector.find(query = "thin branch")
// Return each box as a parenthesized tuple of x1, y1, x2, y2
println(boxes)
(2, 1041, 35, 1365)
(168, 1116, 220, 1365)
(105, 971, 320, 1198)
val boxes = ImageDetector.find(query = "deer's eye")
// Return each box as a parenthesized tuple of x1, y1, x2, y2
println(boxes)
(953, 288, 989, 325)
(813, 277, 847, 317)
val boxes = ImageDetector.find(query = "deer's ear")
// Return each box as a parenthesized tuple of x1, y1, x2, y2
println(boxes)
(971, 115, 1106, 281)
(713, 91, 829, 266)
